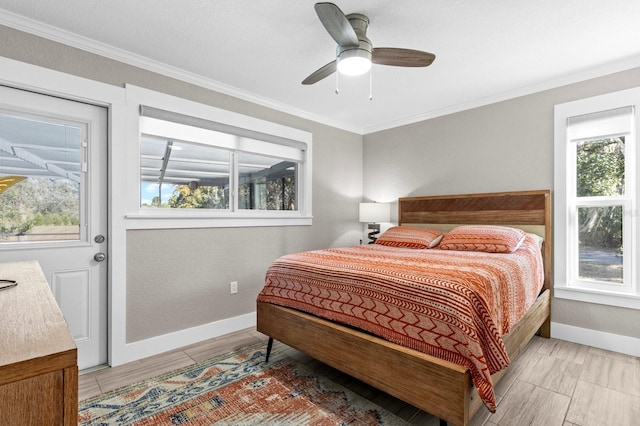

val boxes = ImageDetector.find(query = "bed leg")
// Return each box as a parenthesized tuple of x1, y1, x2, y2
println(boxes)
(439, 419, 447, 426)
(538, 316, 551, 338)
(265, 337, 274, 362)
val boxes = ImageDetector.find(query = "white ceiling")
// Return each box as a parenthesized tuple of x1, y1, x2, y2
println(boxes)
(1, 0, 640, 134)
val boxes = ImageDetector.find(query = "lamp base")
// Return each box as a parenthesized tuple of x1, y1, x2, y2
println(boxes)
(367, 223, 380, 244)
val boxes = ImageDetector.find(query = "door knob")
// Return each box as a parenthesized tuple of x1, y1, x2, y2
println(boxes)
(94, 253, 106, 262)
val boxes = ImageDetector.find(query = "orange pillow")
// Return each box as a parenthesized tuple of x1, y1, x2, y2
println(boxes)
(438, 225, 526, 253)
(375, 226, 443, 249)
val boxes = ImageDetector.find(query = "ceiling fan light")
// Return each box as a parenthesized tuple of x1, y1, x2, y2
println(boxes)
(337, 49, 372, 76)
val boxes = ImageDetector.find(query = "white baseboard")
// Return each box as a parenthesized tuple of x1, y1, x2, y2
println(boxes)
(112, 312, 257, 366)
(112, 317, 639, 366)
(551, 322, 640, 357)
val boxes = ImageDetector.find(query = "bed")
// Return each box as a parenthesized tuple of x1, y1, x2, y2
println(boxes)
(256, 190, 552, 426)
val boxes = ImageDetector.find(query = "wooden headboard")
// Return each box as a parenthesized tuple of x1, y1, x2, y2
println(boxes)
(398, 189, 552, 291)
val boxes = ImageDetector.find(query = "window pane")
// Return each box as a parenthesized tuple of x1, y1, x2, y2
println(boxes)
(140, 135, 230, 209)
(237, 152, 297, 210)
(0, 112, 81, 242)
(576, 137, 625, 197)
(578, 206, 623, 283)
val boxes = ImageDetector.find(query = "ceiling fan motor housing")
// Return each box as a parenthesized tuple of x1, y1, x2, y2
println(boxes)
(337, 13, 372, 75)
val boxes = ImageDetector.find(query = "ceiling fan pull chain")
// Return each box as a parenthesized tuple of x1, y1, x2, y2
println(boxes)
(369, 68, 373, 101)
(335, 70, 340, 95)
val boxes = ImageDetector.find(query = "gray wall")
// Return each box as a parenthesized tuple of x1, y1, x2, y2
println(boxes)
(0, 24, 363, 343)
(3, 22, 638, 342)
(364, 67, 640, 340)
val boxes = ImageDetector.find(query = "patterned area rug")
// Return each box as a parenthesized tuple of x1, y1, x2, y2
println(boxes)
(78, 343, 409, 425)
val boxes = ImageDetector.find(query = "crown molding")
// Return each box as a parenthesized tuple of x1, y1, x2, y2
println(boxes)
(0, 9, 363, 135)
(2, 9, 640, 137)
(363, 55, 640, 134)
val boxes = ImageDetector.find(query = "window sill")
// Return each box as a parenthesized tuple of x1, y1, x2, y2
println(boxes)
(125, 214, 312, 230)
(554, 286, 640, 310)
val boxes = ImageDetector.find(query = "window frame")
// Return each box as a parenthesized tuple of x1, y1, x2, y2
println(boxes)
(125, 85, 312, 229)
(554, 87, 640, 310)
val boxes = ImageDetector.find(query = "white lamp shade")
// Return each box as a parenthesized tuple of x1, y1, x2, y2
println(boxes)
(337, 48, 372, 76)
(359, 202, 390, 223)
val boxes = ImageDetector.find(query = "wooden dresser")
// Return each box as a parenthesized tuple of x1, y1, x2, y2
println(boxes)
(0, 260, 78, 426)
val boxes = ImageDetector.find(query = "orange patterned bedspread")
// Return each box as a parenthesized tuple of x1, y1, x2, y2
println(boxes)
(257, 235, 544, 411)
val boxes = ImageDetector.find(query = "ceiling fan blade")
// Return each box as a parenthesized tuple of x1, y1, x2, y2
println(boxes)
(314, 2, 359, 47)
(372, 48, 436, 67)
(302, 60, 337, 85)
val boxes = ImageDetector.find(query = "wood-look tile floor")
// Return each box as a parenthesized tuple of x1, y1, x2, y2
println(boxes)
(79, 329, 640, 425)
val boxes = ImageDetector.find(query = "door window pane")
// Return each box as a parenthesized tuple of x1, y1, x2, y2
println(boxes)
(0, 112, 81, 242)
(576, 137, 625, 197)
(578, 205, 623, 283)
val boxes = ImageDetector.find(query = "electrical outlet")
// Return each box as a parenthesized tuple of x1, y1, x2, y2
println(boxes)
(230, 281, 238, 294)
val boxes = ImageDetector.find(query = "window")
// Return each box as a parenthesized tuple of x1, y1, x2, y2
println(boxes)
(140, 135, 231, 209)
(125, 85, 312, 229)
(554, 88, 639, 309)
(236, 152, 297, 211)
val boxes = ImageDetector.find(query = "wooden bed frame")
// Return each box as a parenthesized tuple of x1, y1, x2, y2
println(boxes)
(257, 190, 552, 426)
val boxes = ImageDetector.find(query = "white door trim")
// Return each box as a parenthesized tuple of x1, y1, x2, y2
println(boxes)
(0, 56, 129, 366)
(0, 86, 109, 369)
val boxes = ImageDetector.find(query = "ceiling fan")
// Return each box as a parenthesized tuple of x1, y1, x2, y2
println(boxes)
(302, 2, 436, 85)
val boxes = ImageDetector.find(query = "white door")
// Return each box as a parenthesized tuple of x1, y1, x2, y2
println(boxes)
(0, 86, 108, 370)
